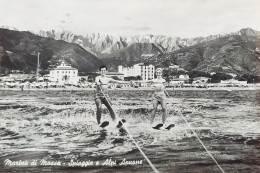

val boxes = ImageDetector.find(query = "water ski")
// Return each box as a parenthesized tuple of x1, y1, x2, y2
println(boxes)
(99, 119, 126, 128)
(100, 121, 109, 128)
(152, 123, 175, 130)
(165, 124, 175, 130)
(152, 123, 163, 130)
(116, 119, 126, 128)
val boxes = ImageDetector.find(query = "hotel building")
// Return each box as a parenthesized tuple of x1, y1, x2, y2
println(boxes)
(118, 63, 155, 80)
(49, 60, 79, 84)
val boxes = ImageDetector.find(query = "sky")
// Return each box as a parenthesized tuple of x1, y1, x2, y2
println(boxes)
(0, 0, 259, 38)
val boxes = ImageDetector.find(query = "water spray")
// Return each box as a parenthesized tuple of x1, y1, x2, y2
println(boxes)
(96, 84, 160, 173)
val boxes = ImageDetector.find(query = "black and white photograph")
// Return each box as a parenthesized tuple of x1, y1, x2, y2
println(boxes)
(0, 0, 260, 172)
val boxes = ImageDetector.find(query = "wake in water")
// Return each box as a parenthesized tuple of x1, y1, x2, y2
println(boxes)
(0, 101, 220, 157)
(0, 91, 260, 172)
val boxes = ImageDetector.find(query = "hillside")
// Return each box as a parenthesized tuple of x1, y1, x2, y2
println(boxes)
(0, 29, 103, 74)
(161, 35, 260, 75)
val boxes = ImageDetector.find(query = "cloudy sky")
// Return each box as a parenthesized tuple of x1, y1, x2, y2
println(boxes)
(0, 0, 259, 38)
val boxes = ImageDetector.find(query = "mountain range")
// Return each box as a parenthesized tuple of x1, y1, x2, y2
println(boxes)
(0, 28, 103, 74)
(161, 34, 260, 75)
(0, 27, 260, 76)
(37, 28, 260, 55)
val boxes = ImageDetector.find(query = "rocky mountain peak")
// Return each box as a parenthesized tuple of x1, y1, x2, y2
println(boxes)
(35, 28, 259, 58)
(238, 28, 259, 37)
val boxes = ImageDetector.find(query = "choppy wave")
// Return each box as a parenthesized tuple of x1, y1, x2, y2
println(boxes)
(0, 90, 259, 172)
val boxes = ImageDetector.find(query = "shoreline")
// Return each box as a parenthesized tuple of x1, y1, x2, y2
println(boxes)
(0, 86, 259, 91)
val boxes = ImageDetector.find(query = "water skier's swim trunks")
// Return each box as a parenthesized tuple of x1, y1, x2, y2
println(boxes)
(95, 90, 109, 99)
(152, 91, 167, 103)
(94, 84, 113, 106)
(151, 78, 167, 104)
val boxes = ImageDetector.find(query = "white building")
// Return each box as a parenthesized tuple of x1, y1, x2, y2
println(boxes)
(118, 64, 141, 77)
(179, 74, 189, 80)
(118, 63, 155, 80)
(49, 60, 79, 84)
(169, 65, 180, 69)
(220, 79, 247, 85)
(141, 64, 155, 80)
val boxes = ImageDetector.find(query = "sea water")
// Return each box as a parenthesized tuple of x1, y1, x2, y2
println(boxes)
(0, 90, 259, 172)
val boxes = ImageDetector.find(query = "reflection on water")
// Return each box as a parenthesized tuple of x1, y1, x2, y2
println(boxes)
(0, 90, 259, 172)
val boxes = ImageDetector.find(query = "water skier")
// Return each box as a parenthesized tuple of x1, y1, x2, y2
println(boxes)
(95, 65, 130, 126)
(150, 68, 168, 127)
(134, 68, 170, 129)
